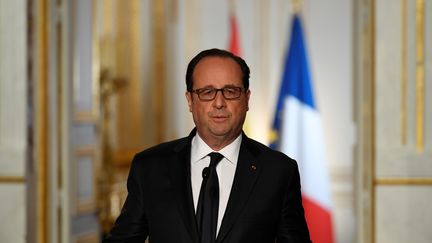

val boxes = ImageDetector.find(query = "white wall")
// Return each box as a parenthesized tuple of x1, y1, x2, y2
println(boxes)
(0, 0, 27, 242)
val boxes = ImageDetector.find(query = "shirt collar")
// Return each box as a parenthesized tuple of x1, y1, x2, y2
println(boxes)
(191, 133, 242, 165)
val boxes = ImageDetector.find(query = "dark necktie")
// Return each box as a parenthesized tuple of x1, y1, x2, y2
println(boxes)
(196, 152, 224, 243)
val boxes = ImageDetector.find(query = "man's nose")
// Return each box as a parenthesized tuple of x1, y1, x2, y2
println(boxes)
(212, 90, 227, 108)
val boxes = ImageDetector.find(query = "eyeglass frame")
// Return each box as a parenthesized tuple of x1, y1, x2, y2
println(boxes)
(189, 86, 247, 101)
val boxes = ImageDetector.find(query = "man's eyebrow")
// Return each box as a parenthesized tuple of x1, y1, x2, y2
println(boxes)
(195, 84, 240, 89)
(195, 85, 214, 89)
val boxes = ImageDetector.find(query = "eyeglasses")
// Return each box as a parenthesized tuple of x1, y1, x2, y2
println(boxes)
(190, 86, 245, 101)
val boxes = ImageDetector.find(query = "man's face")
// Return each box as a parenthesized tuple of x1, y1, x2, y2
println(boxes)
(186, 56, 250, 147)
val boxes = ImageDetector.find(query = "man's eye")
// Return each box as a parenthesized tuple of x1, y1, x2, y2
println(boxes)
(225, 88, 236, 94)
(201, 89, 214, 95)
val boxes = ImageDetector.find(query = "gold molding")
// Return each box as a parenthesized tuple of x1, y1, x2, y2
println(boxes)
(153, 0, 166, 142)
(75, 146, 97, 156)
(74, 111, 98, 123)
(35, 0, 49, 242)
(355, 1, 376, 242)
(401, 0, 407, 145)
(360, 0, 376, 242)
(375, 177, 432, 185)
(0, 176, 25, 183)
(415, 0, 425, 152)
(370, 0, 376, 240)
(56, 1, 64, 240)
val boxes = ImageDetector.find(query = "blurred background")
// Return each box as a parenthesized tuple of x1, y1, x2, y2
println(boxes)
(1, 0, 431, 242)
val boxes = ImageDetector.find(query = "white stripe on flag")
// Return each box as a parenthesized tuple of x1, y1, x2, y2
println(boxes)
(280, 96, 332, 210)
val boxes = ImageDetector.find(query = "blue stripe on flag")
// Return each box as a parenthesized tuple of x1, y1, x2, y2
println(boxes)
(270, 14, 316, 149)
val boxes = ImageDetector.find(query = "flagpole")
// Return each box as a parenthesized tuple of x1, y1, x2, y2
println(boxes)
(228, 0, 235, 14)
(292, 0, 302, 14)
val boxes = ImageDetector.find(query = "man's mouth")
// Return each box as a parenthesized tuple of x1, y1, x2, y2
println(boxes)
(210, 115, 229, 122)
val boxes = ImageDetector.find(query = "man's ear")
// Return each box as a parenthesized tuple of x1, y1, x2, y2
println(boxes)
(246, 89, 251, 111)
(185, 91, 193, 112)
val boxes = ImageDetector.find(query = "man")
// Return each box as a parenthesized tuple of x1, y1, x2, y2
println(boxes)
(103, 48, 311, 243)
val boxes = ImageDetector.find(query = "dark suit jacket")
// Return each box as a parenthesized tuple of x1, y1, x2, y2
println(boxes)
(104, 129, 311, 243)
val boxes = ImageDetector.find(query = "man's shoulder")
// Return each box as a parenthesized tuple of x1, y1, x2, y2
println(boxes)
(244, 136, 292, 158)
(134, 136, 189, 160)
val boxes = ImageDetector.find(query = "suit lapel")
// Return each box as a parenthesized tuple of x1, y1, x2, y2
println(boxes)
(216, 135, 262, 242)
(168, 131, 199, 243)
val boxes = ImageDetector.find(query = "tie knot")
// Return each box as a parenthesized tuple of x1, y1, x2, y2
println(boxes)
(208, 152, 223, 167)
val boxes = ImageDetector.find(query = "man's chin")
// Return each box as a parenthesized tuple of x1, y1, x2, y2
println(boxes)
(208, 127, 231, 138)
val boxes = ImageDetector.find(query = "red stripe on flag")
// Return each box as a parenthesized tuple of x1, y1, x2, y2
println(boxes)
(228, 15, 242, 56)
(303, 195, 334, 243)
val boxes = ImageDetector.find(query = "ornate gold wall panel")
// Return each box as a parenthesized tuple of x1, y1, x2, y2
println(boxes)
(97, 0, 163, 162)
(358, 0, 432, 242)
(95, 0, 168, 233)
(114, 0, 144, 149)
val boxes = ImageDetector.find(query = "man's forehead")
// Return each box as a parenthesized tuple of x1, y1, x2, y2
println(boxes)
(196, 56, 239, 68)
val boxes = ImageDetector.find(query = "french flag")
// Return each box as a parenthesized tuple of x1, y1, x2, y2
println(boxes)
(270, 14, 334, 243)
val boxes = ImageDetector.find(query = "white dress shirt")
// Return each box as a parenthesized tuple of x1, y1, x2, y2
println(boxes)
(190, 133, 242, 235)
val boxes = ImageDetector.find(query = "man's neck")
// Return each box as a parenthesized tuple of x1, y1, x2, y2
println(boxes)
(197, 132, 242, 151)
